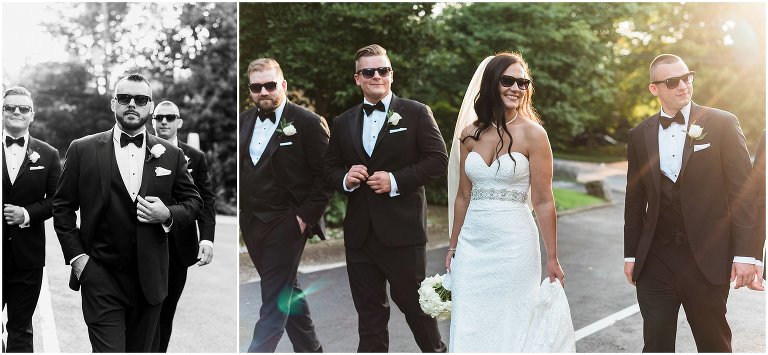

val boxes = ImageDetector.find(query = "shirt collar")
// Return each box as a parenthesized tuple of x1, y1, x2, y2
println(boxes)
(2, 130, 29, 150)
(113, 124, 147, 147)
(660, 101, 692, 125)
(363, 91, 393, 113)
(168, 137, 178, 147)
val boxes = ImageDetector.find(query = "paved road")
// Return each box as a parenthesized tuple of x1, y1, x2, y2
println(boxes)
(239, 195, 766, 352)
(29, 215, 238, 353)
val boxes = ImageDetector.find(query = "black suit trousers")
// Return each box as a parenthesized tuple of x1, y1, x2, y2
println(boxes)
(2, 244, 43, 353)
(152, 241, 189, 352)
(636, 238, 731, 352)
(79, 258, 162, 352)
(345, 228, 446, 353)
(243, 212, 320, 353)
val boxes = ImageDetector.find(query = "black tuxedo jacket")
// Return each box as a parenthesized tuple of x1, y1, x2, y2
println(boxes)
(324, 94, 448, 248)
(624, 102, 757, 285)
(2, 136, 62, 269)
(239, 101, 332, 238)
(753, 130, 765, 264)
(53, 129, 202, 305)
(171, 141, 216, 267)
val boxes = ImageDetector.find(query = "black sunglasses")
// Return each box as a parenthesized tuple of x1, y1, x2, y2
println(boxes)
(2, 104, 33, 114)
(652, 71, 695, 89)
(499, 75, 531, 90)
(249, 82, 278, 93)
(153, 114, 178, 122)
(114, 94, 152, 107)
(356, 67, 393, 79)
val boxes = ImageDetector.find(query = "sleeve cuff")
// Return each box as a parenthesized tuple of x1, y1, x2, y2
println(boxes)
(624, 257, 636, 263)
(388, 172, 400, 197)
(162, 218, 173, 233)
(200, 240, 214, 249)
(342, 173, 359, 192)
(70, 254, 86, 265)
(733, 256, 757, 264)
(19, 208, 31, 228)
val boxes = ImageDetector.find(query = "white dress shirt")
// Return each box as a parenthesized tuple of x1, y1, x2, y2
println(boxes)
(625, 102, 758, 266)
(168, 136, 214, 250)
(3, 130, 31, 227)
(249, 100, 286, 165)
(342, 92, 400, 197)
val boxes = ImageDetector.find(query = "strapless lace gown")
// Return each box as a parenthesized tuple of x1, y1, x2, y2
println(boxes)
(448, 151, 575, 352)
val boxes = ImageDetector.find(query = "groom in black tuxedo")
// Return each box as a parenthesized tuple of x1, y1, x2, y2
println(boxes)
(2, 87, 61, 352)
(624, 54, 762, 352)
(240, 58, 331, 353)
(53, 74, 202, 352)
(324, 44, 448, 352)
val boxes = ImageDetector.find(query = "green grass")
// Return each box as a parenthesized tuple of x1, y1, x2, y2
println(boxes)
(553, 145, 626, 163)
(553, 188, 606, 212)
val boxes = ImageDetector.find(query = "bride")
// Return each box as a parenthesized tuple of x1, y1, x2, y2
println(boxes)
(445, 53, 575, 352)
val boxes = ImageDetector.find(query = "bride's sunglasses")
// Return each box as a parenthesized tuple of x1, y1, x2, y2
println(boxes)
(499, 75, 531, 90)
(652, 71, 695, 89)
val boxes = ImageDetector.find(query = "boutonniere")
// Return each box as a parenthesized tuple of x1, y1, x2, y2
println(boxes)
(184, 154, 190, 163)
(387, 110, 402, 126)
(276, 119, 297, 136)
(27, 150, 40, 163)
(687, 124, 708, 145)
(146, 144, 166, 162)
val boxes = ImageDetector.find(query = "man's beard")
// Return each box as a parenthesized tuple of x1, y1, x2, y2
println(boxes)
(116, 111, 149, 131)
(256, 94, 283, 112)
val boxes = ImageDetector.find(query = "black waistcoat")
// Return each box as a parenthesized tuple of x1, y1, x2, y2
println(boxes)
(242, 154, 291, 223)
(653, 175, 686, 245)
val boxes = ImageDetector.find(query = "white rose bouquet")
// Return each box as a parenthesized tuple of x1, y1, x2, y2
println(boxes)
(418, 273, 451, 321)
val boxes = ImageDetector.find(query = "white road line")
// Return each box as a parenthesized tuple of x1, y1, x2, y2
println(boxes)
(575, 303, 640, 341)
(36, 267, 60, 353)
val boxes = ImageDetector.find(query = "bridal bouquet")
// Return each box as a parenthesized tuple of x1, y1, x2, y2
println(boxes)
(418, 273, 451, 321)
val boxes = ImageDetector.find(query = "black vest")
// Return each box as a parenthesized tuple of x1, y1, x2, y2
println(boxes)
(242, 153, 291, 223)
(653, 175, 687, 245)
(91, 153, 138, 268)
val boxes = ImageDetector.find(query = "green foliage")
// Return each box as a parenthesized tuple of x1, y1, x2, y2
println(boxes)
(323, 192, 347, 228)
(553, 188, 606, 212)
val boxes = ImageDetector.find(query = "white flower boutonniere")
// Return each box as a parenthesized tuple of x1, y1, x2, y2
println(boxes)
(276, 119, 297, 136)
(687, 124, 708, 145)
(28, 151, 40, 163)
(150, 144, 166, 159)
(184, 154, 190, 163)
(387, 111, 402, 126)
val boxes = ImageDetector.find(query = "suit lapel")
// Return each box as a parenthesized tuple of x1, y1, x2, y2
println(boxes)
(2, 145, 10, 190)
(96, 130, 114, 202)
(643, 114, 662, 193)
(15, 140, 33, 183)
(139, 134, 157, 197)
(347, 104, 367, 161)
(257, 104, 292, 169)
(241, 109, 258, 164)
(678, 103, 704, 182)
(371, 95, 398, 156)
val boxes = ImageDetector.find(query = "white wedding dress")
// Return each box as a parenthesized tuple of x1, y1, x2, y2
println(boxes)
(448, 151, 575, 352)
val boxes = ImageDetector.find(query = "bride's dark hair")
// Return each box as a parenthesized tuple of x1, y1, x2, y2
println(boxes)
(461, 52, 539, 165)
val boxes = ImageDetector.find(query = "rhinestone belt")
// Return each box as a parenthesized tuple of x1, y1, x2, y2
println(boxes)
(470, 187, 527, 203)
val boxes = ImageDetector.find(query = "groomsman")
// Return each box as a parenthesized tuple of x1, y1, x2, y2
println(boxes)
(2, 87, 61, 352)
(624, 54, 762, 352)
(324, 44, 448, 352)
(240, 58, 331, 352)
(53, 74, 202, 352)
(150, 101, 217, 352)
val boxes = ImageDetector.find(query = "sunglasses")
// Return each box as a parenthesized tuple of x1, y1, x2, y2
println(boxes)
(114, 94, 152, 107)
(153, 114, 178, 122)
(249, 82, 278, 93)
(356, 67, 393, 79)
(499, 75, 531, 90)
(2, 104, 33, 114)
(652, 71, 695, 89)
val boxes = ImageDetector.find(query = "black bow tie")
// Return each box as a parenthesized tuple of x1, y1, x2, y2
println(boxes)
(258, 111, 276, 123)
(5, 136, 24, 147)
(362, 101, 386, 116)
(120, 133, 144, 148)
(660, 111, 685, 129)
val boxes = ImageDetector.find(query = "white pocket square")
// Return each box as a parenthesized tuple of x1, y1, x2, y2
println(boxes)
(29, 166, 44, 170)
(279, 141, 293, 146)
(155, 167, 171, 176)
(693, 143, 711, 152)
(389, 127, 407, 134)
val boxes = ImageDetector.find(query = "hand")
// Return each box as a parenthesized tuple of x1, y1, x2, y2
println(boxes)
(3, 204, 25, 225)
(197, 244, 214, 266)
(345, 165, 369, 189)
(366, 171, 391, 194)
(749, 265, 765, 291)
(73, 255, 90, 280)
(296, 215, 308, 234)
(624, 262, 636, 286)
(136, 196, 171, 224)
(547, 258, 565, 287)
(445, 250, 455, 271)
(731, 262, 757, 289)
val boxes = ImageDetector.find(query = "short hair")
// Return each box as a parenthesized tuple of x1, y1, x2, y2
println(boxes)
(2, 87, 33, 109)
(114, 73, 153, 99)
(649, 54, 684, 82)
(355, 44, 388, 70)
(247, 58, 284, 80)
(154, 100, 180, 117)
